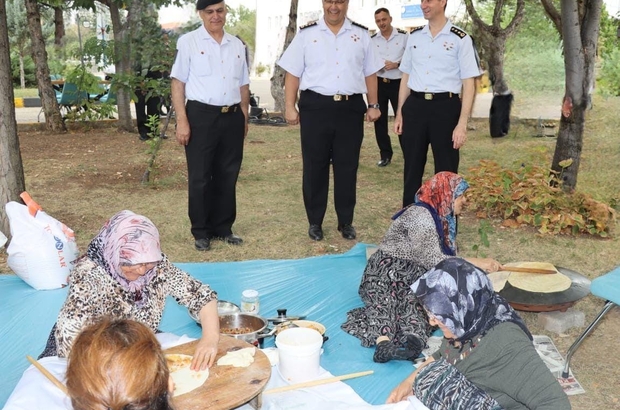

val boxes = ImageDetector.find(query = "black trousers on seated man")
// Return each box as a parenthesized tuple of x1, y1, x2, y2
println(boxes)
(400, 92, 461, 207)
(185, 100, 245, 241)
(298, 90, 366, 228)
(374, 78, 401, 162)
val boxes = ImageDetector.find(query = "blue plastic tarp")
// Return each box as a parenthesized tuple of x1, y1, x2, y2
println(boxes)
(0, 243, 418, 407)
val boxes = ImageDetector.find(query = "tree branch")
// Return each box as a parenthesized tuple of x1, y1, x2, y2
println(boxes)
(492, 0, 506, 27)
(464, 0, 493, 33)
(540, 0, 563, 38)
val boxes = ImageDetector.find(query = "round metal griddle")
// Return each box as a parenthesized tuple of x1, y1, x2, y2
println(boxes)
(499, 266, 591, 312)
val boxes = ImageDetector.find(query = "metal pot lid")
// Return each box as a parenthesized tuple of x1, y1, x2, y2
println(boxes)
(499, 266, 591, 311)
(266, 308, 306, 323)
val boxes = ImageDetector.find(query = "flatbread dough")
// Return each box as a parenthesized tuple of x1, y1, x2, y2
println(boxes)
(165, 354, 209, 397)
(216, 347, 256, 367)
(503, 262, 572, 293)
(487, 270, 512, 292)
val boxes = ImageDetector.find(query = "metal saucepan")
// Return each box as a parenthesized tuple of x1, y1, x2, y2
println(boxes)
(217, 300, 241, 315)
(219, 313, 270, 345)
(265, 308, 307, 324)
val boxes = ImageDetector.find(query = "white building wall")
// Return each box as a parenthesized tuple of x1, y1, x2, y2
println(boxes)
(252, 0, 465, 76)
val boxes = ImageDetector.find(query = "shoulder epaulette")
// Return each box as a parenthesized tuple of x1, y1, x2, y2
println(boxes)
(351, 20, 368, 30)
(409, 26, 424, 34)
(450, 26, 468, 39)
(300, 21, 318, 30)
(397, 28, 408, 35)
(371, 32, 378, 38)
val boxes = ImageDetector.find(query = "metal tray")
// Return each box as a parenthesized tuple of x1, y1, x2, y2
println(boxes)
(499, 266, 591, 312)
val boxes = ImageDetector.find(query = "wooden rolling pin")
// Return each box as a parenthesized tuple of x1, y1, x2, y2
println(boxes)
(26, 355, 68, 394)
(500, 265, 557, 275)
(264, 370, 373, 394)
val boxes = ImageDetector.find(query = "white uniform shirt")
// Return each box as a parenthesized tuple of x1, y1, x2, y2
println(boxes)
(371, 28, 408, 80)
(399, 21, 480, 94)
(277, 17, 383, 96)
(170, 25, 249, 106)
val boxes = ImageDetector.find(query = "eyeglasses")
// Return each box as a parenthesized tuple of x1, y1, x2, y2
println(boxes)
(121, 262, 158, 272)
(323, 0, 347, 5)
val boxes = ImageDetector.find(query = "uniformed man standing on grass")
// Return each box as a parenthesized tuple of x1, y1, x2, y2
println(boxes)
(170, 0, 250, 251)
(278, 0, 383, 242)
(394, 0, 481, 207)
(371, 7, 407, 168)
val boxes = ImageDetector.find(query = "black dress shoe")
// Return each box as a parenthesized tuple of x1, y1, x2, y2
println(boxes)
(308, 224, 323, 241)
(338, 224, 356, 240)
(139, 133, 150, 141)
(377, 158, 391, 167)
(220, 234, 243, 245)
(194, 238, 211, 251)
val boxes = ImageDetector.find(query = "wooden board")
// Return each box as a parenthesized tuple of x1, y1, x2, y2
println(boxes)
(165, 336, 271, 410)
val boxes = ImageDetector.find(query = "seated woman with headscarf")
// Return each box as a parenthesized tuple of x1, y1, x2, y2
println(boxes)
(39, 210, 219, 370)
(387, 258, 570, 409)
(342, 172, 501, 363)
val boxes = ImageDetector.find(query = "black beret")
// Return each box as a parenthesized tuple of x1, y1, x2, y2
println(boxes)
(196, 0, 223, 10)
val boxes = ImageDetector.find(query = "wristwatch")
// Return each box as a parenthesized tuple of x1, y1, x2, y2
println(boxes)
(368, 103, 380, 109)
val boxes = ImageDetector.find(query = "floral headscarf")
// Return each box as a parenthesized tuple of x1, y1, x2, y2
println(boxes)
(414, 171, 469, 254)
(412, 257, 532, 343)
(86, 210, 163, 306)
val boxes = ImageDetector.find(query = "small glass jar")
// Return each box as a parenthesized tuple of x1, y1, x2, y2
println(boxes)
(240, 289, 260, 314)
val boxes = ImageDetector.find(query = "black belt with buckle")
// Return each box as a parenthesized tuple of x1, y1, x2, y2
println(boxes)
(378, 77, 400, 84)
(303, 90, 361, 102)
(411, 91, 457, 101)
(189, 100, 240, 113)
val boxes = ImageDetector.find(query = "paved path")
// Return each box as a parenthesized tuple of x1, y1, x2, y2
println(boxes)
(14, 78, 561, 124)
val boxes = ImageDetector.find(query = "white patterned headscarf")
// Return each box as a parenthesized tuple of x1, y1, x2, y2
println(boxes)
(86, 210, 163, 306)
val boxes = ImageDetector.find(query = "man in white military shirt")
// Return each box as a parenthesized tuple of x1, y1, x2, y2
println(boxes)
(278, 0, 384, 242)
(371, 7, 408, 168)
(170, 0, 250, 251)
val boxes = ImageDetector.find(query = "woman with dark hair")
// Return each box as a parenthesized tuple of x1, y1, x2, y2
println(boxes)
(39, 210, 219, 371)
(387, 258, 570, 409)
(342, 172, 501, 363)
(67, 318, 174, 410)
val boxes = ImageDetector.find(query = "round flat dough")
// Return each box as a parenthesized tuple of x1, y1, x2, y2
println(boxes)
(504, 262, 572, 293)
(165, 354, 209, 397)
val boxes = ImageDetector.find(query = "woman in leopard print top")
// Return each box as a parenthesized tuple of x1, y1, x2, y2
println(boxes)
(39, 210, 219, 371)
(342, 172, 501, 363)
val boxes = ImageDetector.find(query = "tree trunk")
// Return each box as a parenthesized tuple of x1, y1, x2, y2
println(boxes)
(484, 34, 508, 94)
(24, 0, 65, 132)
(270, 0, 298, 113)
(53, 6, 64, 47)
(18, 52, 25, 89)
(548, 0, 602, 190)
(0, 0, 26, 237)
(107, 1, 133, 131)
(463, 0, 525, 95)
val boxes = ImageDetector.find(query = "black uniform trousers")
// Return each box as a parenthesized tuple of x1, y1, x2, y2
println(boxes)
(185, 100, 245, 240)
(400, 92, 461, 207)
(298, 90, 366, 227)
(374, 77, 401, 160)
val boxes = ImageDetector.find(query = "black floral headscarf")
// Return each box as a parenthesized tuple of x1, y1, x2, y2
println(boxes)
(411, 257, 532, 343)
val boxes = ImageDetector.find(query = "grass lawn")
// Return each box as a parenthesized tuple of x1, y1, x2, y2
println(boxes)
(13, 88, 39, 98)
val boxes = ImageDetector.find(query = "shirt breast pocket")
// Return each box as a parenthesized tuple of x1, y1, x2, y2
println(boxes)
(190, 54, 212, 77)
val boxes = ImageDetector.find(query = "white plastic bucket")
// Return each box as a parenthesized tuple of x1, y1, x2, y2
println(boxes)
(276, 327, 323, 384)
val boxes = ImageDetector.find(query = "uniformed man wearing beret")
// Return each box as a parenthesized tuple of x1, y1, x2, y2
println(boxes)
(278, 0, 384, 242)
(371, 7, 408, 167)
(394, 0, 481, 207)
(170, 0, 250, 251)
